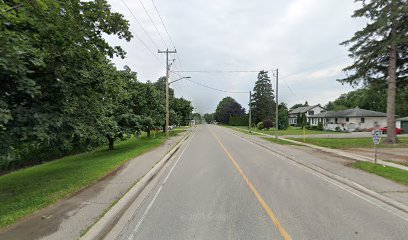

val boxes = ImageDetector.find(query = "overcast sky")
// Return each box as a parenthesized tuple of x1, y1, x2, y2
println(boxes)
(106, 0, 366, 114)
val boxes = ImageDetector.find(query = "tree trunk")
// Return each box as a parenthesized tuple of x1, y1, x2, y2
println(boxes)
(385, 0, 398, 144)
(108, 137, 115, 150)
(147, 128, 151, 137)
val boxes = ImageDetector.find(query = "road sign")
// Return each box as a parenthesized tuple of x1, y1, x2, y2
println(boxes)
(373, 135, 381, 145)
(372, 129, 382, 145)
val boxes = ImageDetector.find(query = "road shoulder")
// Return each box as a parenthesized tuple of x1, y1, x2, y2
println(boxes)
(223, 126, 408, 208)
(0, 130, 191, 240)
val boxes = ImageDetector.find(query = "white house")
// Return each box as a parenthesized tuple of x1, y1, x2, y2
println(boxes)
(309, 107, 387, 131)
(288, 104, 326, 126)
(396, 117, 408, 132)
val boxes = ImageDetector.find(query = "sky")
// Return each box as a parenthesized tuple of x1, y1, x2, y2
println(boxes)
(106, 0, 366, 114)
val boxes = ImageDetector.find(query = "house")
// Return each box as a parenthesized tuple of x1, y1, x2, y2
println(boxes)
(309, 107, 387, 131)
(288, 104, 326, 126)
(396, 117, 408, 132)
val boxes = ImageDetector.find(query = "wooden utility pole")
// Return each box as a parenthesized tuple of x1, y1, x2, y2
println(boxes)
(275, 69, 279, 139)
(158, 49, 177, 138)
(249, 91, 252, 133)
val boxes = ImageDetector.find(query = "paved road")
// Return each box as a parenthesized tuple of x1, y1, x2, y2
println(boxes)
(114, 125, 408, 240)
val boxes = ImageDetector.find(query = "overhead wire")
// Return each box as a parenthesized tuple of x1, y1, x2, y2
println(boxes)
(150, 0, 185, 70)
(111, 5, 162, 65)
(137, 0, 169, 49)
(119, 0, 162, 55)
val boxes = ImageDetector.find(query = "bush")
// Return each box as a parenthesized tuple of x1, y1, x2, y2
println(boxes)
(257, 122, 264, 130)
(335, 126, 342, 132)
(229, 115, 249, 126)
(317, 122, 324, 131)
(263, 119, 273, 130)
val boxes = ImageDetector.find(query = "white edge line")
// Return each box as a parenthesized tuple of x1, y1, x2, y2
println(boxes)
(128, 132, 195, 240)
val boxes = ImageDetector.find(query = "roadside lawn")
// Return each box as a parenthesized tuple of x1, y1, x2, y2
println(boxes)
(261, 137, 303, 146)
(234, 126, 341, 136)
(0, 129, 186, 229)
(353, 161, 408, 186)
(289, 137, 408, 149)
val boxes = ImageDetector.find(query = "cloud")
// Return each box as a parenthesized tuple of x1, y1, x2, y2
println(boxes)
(107, 0, 365, 114)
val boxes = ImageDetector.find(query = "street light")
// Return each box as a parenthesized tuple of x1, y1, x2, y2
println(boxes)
(169, 76, 191, 84)
(165, 76, 191, 138)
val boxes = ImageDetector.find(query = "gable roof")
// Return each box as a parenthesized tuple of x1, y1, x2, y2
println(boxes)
(289, 104, 323, 114)
(311, 107, 386, 118)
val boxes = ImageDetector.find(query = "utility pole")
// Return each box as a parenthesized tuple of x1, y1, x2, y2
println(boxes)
(275, 69, 279, 139)
(158, 48, 177, 138)
(249, 91, 252, 133)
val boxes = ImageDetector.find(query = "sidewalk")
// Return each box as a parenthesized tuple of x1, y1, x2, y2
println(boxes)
(225, 127, 408, 207)
(0, 131, 190, 240)
(235, 127, 408, 171)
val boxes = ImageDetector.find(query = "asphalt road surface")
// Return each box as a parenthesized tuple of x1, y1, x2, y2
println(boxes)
(114, 125, 408, 240)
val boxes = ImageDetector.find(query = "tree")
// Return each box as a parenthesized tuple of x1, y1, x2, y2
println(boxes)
(203, 113, 215, 123)
(252, 71, 275, 123)
(0, 0, 133, 166)
(215, 97, 245, 124)
(278, 103, 289, 130)
(340, 0, 408, 143)
(172, 98, 194, 126)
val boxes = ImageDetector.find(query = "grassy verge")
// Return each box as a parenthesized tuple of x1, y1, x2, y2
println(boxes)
(261, 137, 303, 146)
(0, 129, 185, 229)
(353, 161, 408, 186)
(289, 137, 408, 149)
(233, 126, 341, 136)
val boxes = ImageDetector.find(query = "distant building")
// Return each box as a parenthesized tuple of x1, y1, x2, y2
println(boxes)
(309, 107, 387, 131)
(288, 104, 326, 126)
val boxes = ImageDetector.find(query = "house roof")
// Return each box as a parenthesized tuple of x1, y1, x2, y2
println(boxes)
(311, 107, 386, 118)
(289, 104, 322, 114)
(397, 117, 408, 121)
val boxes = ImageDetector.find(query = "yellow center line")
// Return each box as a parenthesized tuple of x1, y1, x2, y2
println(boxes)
(211, 130, 292, 240)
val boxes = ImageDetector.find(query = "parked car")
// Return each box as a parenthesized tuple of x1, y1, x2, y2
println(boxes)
(380, 127, 404, 134)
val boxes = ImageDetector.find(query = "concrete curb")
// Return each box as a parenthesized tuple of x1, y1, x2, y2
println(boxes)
(231, 127, 408, 171)
(80, 130, 193, 240)
(225, 127, 408, 215)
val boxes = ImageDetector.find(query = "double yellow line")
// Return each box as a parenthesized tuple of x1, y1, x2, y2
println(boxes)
(211, 131, 292, 240)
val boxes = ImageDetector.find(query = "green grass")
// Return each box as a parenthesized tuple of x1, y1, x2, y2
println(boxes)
(0, 130, 185, 229)
(353, 161, 408, 186)
(261, 137, 303, 146)
(234, 126, 341, 136)
(289, 137, 408, 149)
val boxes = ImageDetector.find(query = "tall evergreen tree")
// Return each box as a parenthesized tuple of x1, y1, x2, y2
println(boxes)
(252, 71, 276, 123)
(339, 0, 408, 143)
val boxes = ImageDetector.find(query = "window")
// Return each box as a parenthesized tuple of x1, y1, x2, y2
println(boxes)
(346, 117, 349, 122)
(335, 118, 338, 124)
(308, 111, 314, 115)
(361, 117, 365, 123)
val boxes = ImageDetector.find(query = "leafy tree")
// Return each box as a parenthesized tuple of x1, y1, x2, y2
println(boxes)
(340, 0, 408, 143)
(215, 97, 245, 124)
(172, 98, 194, 126)
(278, 103, 289, 130)
(203, 113, 215, 123)
(0, 0, 134, 166)
(252, 71, 275, 123)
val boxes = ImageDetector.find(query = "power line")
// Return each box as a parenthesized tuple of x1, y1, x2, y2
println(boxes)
(120, 0, 162, 52)
(150, 0, 176, 49)
(111, 5, 162, 64)
(170, 71, 247, 93)
(187, 79, 248, 94)
(173, 70, 262, 73)
(137, 0, 169, 49)
(150, 0, 185, 71)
